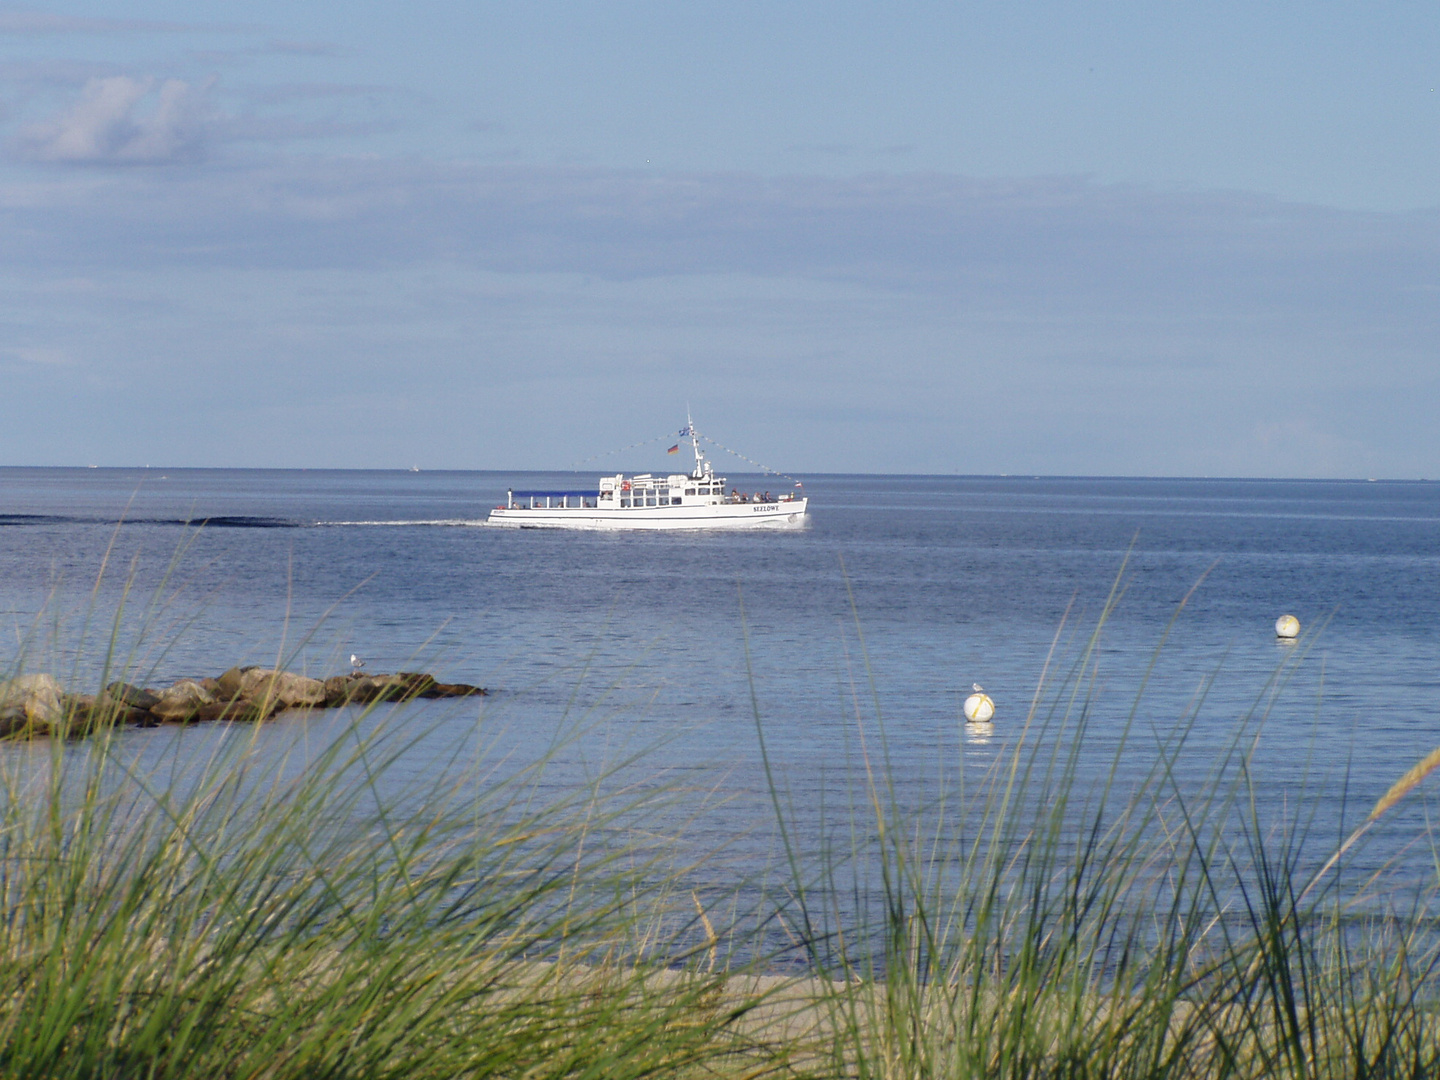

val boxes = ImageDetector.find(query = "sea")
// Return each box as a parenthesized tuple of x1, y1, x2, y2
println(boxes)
(2, 467, 1438, 928)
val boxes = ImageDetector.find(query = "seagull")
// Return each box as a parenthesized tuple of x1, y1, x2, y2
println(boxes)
(972, 682, 985, 693)
(350, 654, 366, 675)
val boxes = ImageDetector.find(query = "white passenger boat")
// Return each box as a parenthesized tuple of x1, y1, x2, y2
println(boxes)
(487, 425, 808, 530)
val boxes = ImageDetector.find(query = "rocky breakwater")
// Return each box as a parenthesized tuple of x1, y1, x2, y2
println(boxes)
(0, 667, 485, 740)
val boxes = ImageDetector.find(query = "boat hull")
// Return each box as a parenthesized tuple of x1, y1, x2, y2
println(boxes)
(487, 499, 808, 530)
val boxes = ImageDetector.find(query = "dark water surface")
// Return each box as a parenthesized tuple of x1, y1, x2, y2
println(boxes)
(2, 468, 1438, 897)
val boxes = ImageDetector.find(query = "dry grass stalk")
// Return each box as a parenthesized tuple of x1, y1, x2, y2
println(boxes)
(1298, 743, 1440, 906)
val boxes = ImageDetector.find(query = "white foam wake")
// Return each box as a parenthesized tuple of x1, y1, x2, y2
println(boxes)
(317, 519, 489, 527)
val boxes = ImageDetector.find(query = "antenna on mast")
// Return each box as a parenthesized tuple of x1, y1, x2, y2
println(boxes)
(683, 407, 710, 479)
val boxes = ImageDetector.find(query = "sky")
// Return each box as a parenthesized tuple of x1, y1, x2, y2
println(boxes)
(0, 2, 1437, 477)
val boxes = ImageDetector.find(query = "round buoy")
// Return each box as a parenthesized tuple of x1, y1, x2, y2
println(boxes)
(1275, 614, 1300, 639)
(963, 690, 995, 723)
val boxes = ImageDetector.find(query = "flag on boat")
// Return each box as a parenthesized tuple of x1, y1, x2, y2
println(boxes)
(667, 444, 680, 454)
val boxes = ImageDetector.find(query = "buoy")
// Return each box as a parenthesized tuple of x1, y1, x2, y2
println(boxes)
(963, 683, 995, 723)
(1275, 614, 1300, 639)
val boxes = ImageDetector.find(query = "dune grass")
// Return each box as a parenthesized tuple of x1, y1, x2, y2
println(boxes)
(0, 697, 803, 1079)
(2, 553, 1439, 1078)
(749, 566, 1440, 1079)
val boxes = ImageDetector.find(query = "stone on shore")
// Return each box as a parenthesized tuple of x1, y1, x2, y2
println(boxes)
(322, 672, 484, 704)
(1, 665, 486, 739)
(323, 675, 357, 705)
(194, 699, 275, 723)
(150, 680, 217, 722)
(343, 673, 428, 703)
(0, 674, 65, 733)
(238, 668, 327, 709)
(103, 682, 162, 711)
(394, 672, 437, 697)
(215, 666, 257, 700)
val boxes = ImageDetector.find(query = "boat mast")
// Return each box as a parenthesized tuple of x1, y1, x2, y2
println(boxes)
(685, 410, 710, 479)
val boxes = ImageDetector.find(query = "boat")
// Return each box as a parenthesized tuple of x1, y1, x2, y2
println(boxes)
(486, 423, 808, 530)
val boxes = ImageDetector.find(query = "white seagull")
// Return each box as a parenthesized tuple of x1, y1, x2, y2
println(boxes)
(350, 653, 366, 674)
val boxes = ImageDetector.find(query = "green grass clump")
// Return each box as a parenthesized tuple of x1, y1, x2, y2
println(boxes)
(753, 568, 1440, 1080)
(3, 547, 1439, 1079)
(0, 711, 790, 1079)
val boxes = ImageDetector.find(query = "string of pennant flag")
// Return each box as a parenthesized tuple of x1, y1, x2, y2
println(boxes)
(569, 425, 803, 489)
(567, 432, 675, 469)
(690, 428, 804, 489)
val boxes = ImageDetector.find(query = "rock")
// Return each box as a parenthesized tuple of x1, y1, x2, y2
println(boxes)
(344, 675, 408, 703)
(102, 682, 161, 711)
(427, 682, 486, 698)
(194, 699, 275, 723)
(0, 712, 31, 740)
(238, 669, 327, 710)
(324, 675, 358, 706)
(395, 672, 437, 697)
(60, 694, 148, 736)
(0, 674, 65, 733)
(61, 693, 99, 734)
(150, 680, 216, 722)
(341, 675, 382, 703)
(129, 708, 163, 728)
(334, 672, 484, 703)
(198, 677, 223, 697)
(215, 666, 253, 700)
(347, 673, 428, 703)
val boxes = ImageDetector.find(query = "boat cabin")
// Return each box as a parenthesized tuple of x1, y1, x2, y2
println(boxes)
(597, 472, 729, 508)
(498, 424, 798, 513)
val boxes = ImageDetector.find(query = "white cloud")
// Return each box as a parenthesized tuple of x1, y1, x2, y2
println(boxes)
(18, 75, 212, 163)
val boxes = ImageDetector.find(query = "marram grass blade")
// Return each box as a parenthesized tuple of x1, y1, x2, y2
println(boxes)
(1297, 743, 1440, 908)
(1369, 744, 1440, 822)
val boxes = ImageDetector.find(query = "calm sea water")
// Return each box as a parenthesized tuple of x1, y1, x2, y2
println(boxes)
(2, 467, 1438, 899)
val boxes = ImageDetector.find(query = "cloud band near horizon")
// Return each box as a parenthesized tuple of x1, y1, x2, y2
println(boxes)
(0, 157, 1435, 477)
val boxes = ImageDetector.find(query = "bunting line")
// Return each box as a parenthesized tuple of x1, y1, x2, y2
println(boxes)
(568, 426, 805, 490)
(568, 432, 674, 469)
(694, 432, 804, 489)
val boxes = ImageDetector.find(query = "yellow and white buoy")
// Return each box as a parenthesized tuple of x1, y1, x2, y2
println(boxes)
(1275, 614, 1300, 639)
(963, 683, 995, 723)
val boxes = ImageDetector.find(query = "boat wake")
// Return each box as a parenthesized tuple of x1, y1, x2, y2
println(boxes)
(316, 519, 489, 528)
(0, 514, 489, 530)
(0, 514, 300, 529)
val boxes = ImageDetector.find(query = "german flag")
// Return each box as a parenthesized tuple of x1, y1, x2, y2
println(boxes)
(667, 444, 680, 454)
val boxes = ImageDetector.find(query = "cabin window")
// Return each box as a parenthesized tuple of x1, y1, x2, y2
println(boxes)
(685, 488, 695, 496)
(672, 497, 682, 505)
(620, 497, 631, 508)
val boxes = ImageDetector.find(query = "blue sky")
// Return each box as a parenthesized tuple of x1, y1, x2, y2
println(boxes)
(1, 2, 1436, 476)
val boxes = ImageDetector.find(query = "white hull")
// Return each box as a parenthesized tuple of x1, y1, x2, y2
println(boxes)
(488, 498, 808, 530)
